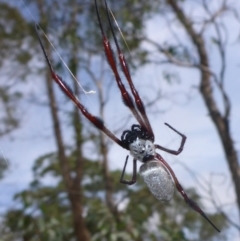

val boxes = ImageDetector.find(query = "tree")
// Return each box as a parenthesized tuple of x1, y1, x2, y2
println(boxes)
(0, 2, 34, 137)
(0, 2, 37, 203)
(141, 0, 240, 230)
(3, 149, 226, 241)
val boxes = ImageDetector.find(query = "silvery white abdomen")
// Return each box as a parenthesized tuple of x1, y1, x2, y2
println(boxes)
(139, 160, 174, 201)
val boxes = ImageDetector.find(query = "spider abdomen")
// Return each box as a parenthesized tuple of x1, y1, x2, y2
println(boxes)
(140, 160, 175, 202)
(129, 138, 155, 161)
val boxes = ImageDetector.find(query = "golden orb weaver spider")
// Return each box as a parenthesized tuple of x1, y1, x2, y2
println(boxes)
(35, 0, 220, 232)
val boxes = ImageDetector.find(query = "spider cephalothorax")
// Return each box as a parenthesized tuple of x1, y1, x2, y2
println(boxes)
(129, 138, 155, 162)
(34, 0, 220, 232)
(121, 124, 155, 161)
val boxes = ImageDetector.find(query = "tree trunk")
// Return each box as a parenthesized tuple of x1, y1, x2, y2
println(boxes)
(69, 36, 91, 241)
(45, 66, 90, 240)
(166, 0, 240, 214)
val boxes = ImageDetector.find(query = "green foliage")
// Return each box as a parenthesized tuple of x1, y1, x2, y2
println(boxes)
(2, 150, 227, 241)
(0, 3, 33, 69)
(0, 3, 35, 137)
(0, 157, 8, 179)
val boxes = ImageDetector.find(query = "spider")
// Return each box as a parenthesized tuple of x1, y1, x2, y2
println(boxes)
(35, 0, 220, 233)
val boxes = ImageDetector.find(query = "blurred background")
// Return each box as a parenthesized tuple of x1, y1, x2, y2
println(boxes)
(0, 0, 239, 240)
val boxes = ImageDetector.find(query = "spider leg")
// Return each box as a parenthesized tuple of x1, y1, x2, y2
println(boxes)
(102, 0, 154, 141)
(119, 156, 137, 185)
(35, 24, 126, 149)
(155, 123, 186, 155)
(155, 153, 220, 232)
(94, 0, 149, 133)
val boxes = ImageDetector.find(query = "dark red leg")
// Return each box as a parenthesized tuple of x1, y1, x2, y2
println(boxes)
(102, 0, 154, 141)
(119, 156, 137, 185)
(35, 24, 126, 149)
(94, 0, 149, 133)
(155, 123, 186, 155)
(155, 153, 220, 232)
